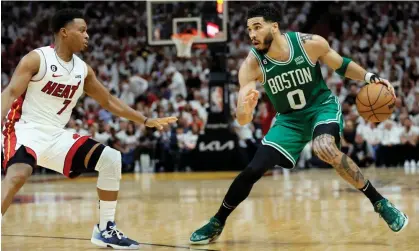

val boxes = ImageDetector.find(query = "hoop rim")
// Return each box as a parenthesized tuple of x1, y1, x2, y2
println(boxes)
(171, 33, 199, 44)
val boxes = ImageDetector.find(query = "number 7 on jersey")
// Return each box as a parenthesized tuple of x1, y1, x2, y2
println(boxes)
(57, 100, 71, 115)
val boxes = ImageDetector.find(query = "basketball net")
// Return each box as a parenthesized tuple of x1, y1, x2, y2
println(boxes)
(171, 33, 198, 58)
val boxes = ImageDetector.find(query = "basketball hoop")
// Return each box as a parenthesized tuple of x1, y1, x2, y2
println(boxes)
(171, 33, 198, 58)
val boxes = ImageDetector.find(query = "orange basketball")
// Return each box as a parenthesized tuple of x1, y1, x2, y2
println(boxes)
(356, 83, 395, 122)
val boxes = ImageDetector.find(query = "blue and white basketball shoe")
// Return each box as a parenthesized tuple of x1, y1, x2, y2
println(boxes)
(91, 221, 140, 249)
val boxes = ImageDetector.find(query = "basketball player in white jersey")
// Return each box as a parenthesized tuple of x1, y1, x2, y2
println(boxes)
(1, 9, 176, 249)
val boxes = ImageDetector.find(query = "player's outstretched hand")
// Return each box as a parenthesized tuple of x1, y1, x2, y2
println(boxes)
(243, 89, 259, 114)
(145, 117, 178, 130)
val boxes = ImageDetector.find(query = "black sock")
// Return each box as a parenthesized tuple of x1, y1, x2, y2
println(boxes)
(214, 146, 288, 225)
(214, 201, 236, 225)
(213, 171, 258, 225)
(359, 180, 384, 205)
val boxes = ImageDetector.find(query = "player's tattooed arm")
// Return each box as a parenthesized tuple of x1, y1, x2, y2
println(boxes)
(312, 134, 366, 189)
(312, 34, 395, 96)
(299, 33, 314, 43)
(303, 34, 357, 76)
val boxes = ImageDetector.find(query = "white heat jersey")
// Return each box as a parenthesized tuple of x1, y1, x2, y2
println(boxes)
(17, 46, 87, 128)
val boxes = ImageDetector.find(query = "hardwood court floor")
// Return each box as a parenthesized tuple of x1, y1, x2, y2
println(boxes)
(2, 167, 418, 251)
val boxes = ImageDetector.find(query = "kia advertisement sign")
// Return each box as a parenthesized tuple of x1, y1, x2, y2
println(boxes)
(192, 71, 245, 171)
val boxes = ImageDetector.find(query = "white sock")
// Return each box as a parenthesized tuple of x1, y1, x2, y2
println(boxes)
(99, 200, 117, 231)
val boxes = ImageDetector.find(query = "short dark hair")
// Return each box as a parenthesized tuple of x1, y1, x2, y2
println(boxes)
(51, 8, 84, 34)
(247, 4, 281, 23)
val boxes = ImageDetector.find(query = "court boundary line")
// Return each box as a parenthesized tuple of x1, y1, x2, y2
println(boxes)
(2, 234, 219, 251)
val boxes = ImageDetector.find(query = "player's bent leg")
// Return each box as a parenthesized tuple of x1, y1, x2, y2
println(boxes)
(69, 138, 139, 249)
(90, 145, 139, 249)
(1, 145, 36, 216)
(190, 146, 293, 245)
(1, 163, 33, 215)
(312, 123, 408, 233)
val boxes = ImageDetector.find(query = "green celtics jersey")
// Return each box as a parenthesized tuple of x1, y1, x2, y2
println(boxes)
(250, 32, 332, 114)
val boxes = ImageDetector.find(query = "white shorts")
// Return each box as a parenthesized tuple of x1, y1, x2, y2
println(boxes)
(2, 121, 90, 177)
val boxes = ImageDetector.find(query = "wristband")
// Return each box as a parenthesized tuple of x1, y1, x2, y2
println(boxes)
(364, 72, 380, 84)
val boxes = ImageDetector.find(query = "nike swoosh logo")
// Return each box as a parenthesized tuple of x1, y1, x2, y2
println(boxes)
(362, 182, 369, 192)
(52, 74, 62, 77)
(266, 66, 276, 72)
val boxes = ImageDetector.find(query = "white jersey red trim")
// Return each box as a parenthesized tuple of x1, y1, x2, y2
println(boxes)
(11, 46, 88, 128)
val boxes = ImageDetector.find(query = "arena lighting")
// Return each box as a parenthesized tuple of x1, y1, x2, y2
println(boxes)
(207, 22, 220, 37)
(216, 0, 223, 14)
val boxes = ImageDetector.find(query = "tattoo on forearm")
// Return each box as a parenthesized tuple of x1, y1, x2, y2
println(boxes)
(300, 33, 313, 43)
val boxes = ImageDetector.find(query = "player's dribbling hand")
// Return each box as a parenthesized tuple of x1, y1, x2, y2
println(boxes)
(242, 89, 259, 114)
(366, 73, 396, 98)
(377, 78, 396, 99)
(145, 117, 178, 130)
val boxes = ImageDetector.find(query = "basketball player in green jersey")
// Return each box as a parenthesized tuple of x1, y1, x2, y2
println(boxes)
(190, 4, 408, 244)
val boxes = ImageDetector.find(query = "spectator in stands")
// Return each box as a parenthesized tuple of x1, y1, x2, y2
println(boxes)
(85, 104, 98, 122)
(344, 83, 358, 106)
(93, 122, 112, 145)
(376, 120, 402, 167)
(129, 71, 149, 99)
(98, 107, 113, 124)
(119, 76, 136, 107)
(233, 119, 257, 164)
(121, 122, 140, 172)
(400, 117, 419, 167)
(356, 121, 381, 160)
(72, 119, 89, 136)
(185, 69, 202, 101)
(165, 66, 187, 100)
(179, 123, 200, 170)
(350, 134, 375, 168)
(343, 119, 357, 144)
(116, 118, 129, 144)
(137, 127, 157, 171)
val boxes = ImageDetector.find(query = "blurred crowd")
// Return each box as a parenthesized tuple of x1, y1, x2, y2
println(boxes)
(1, 2, 418, 173)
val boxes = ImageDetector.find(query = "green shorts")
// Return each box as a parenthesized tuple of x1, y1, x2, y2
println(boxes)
(262, 95, 344, 167)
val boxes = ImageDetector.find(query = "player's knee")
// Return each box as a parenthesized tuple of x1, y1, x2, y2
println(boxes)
(95, 146, 122, 191)
(312, 134, 342, 164)
(240, 164, 269, 183)
(238, 145, 286, 183)
(6, 164, 32, 187)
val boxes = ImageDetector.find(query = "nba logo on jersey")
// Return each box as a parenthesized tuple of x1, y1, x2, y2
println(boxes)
(295, 56, 304, 65)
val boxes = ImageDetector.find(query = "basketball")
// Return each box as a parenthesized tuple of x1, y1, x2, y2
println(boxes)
(356, 83, 395, 122)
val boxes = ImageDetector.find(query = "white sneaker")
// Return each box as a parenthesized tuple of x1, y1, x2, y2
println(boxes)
(404, 160, 410, 174)
(410, 160, 417, 174)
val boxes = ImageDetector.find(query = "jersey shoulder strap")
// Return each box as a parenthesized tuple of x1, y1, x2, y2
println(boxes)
(249, 47, 267, 84)
(249, 47, 266, 63)
(291, 32, 316, 67)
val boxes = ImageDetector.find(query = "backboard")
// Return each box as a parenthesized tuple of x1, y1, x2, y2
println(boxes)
(147, 0, 228, 46)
